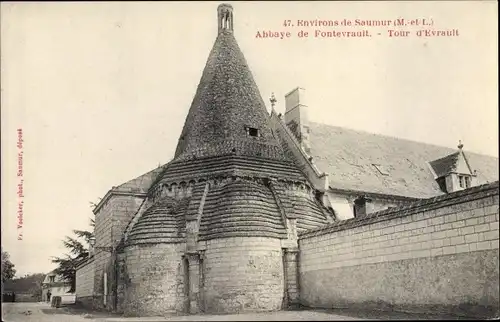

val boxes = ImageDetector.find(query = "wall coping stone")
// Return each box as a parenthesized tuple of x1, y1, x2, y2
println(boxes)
(75, 255, 95, 270)
(300, 181, 499, 239)
(328, 187, 420, 202)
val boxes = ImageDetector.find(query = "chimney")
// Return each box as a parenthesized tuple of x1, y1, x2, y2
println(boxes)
(284, 87, 311, 153)
(89, 236, 96, 257)
(217, 3, 234, 34)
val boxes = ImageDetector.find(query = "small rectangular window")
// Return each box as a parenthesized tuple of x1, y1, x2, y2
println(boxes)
(458, 175, 464, 188)
(245, 126, 259, 137)
(465, 176, 471, 188)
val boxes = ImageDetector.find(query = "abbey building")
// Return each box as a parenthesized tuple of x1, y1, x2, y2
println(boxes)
(74, 3, 499, 317)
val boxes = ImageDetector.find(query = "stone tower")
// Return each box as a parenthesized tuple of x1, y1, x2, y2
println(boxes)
(115, 4, 330, 316)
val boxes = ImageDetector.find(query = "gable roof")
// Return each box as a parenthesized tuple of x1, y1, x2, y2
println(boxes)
(42, 270, 68, 284)
(93, 165, 166, 214)
(116, 166, 166, 193)
(429, 152, 461, 178)
(307, 122, 499, 199)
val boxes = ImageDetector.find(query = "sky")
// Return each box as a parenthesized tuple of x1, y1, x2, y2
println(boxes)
(1, 1, 498, 277)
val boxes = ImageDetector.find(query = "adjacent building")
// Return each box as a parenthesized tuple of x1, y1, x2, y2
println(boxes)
(275, 86, 498, 220)
(41, 270, 73, 303)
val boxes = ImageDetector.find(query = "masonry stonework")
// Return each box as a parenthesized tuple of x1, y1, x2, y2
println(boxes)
(93, 194, 145, 310)
(201, 237, 284, 313)
(74, 4, 499, 318)
(283, 248, 300, 307)
(299, 182, 499, 318)
(119, 243, 186, 316)
(75, 258, 95, 307)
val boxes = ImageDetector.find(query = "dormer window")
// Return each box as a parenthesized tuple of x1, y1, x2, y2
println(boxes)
(49, 276, 55, 283)
(429, 142, 477, 194)
(459, 175, 472, 188)
(245, 126, 259, 137)
(353, 196, 372, 217)
(458, 174, 472, 189)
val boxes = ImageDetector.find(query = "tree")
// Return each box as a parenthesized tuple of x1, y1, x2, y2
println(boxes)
(30, 279, 43, 301)
(51, 217, 95, 293)
(4, 273, 45, 301)
(1, 249, 16, 282)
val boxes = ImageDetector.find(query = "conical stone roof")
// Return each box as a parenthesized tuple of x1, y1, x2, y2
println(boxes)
(174, 5, 286, 162)
(123, 4, 330, 246)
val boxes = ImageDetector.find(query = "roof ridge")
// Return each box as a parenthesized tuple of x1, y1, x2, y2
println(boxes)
(460, 150, 475, 174)
(309, 121, 498, 158)
(117, 164, 168, 191)
(429, 151, 460, 166)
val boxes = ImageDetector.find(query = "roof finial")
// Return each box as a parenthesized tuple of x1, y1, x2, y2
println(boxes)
(217, 4, 234, 34)
(270, 92, 277, 107)
(270, 92, 277, 111)
(458, 140, 464, 150)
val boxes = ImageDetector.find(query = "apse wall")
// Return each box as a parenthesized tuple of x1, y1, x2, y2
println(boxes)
(118, 243, 187, 316)
(201, 237, 285, 313)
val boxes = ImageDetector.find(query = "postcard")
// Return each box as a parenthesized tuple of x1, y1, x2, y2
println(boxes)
(1, 2, 498, 321)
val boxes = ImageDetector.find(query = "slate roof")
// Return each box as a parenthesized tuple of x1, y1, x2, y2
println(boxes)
(157, 155, 307, 185)
(428, 152, 461, 178)
(116, 166, 166, 193)
(93, 165, 166, 214)
(307, 122, 499, 199)
(42, 270, 69, 284)
(127, 197, 188, 245)
(198, 179, 288, 241)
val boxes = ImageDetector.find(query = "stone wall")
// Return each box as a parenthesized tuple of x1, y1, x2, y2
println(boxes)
(368, 198, 408, 215)
(75, 257, 95, 307)
(93, 194, 145, 310)
(201, 237, 284, 313)
(13, 293, 39, 302)
(118, 243, 187, 316)
(299, 182, 499, 318)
